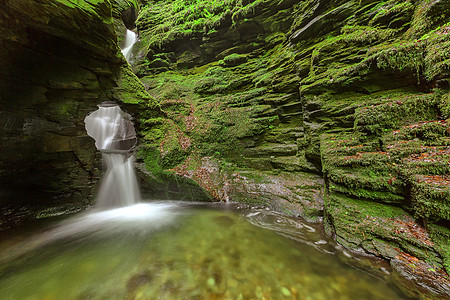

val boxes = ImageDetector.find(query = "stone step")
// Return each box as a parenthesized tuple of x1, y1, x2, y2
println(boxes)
(243, 143, 298, 158)
(262, 93, 298, 105)
(279, 101, 302, 111)
(279, 111, 303, 122)
(411, 175, 450, 221)
(266, 127, 305, 143)
(271, 156, 318, 172)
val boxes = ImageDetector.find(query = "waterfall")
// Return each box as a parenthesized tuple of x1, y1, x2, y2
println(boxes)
(85, 102, 141, 209)
(121, 29, 137, 62)
(84, 102, 136, 152)
(94, 153, 141, 209)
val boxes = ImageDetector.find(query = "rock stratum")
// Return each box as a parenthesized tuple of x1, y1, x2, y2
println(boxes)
(0, 0, 449, 298)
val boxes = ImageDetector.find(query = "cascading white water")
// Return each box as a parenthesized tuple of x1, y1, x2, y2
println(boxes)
(94, 153, 141, 208)
(84, 102, 141, 209)
(85, 103, 136, 152)
(121, 29, 137, 62)
(0, 105, 180, 262)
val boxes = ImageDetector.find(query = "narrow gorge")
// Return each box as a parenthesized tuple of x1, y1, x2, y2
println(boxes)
(0, 0, 449, 299)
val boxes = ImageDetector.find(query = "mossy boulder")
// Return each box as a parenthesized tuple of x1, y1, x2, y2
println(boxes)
(219, 53, 248, 67)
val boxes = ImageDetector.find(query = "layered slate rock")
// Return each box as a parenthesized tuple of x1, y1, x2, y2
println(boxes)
(132, 0, 450, 297)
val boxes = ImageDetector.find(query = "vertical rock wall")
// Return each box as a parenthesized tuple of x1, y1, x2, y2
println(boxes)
(0, 0, 127, 226)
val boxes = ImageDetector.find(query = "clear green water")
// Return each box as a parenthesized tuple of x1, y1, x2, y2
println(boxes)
(0, 202, 413, 300)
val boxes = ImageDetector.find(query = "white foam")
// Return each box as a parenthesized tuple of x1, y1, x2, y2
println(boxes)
(121, 29, 137, 62)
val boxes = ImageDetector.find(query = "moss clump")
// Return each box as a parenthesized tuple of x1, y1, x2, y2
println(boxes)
(440, 91, 450, 120)
(410, 175, 450, 221)
(296, 2, 450, 95)
(325, 193, 410, 248)
(354, 93, 439, 135)
(386, 121, 450, 145)
(345, 23, 450, 83)
(325, 193, 443, 268)
(369, 1, 415, 28)
(137, 146, 164, 177)
(219, 53, 248, 67)
(429, 224, 450, 274)
(401, 151, 450, 176)
(117, 64, 159, 107)
(137, 0, 240, 48)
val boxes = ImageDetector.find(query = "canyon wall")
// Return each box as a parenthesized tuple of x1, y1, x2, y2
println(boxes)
(0, 0, 148, 226)
(133, 0, 450, 297)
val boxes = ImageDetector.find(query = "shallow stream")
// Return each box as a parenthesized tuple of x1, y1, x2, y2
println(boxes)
(0, 201, 414, 299)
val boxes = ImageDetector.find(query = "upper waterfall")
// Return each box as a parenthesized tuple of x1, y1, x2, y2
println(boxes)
(121, 29, 137, 62)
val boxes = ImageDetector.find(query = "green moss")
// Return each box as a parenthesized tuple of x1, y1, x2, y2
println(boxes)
(353, 23, 450, 82)
(401, 156, 450, 176)
(112, 0, 139, 15)
(325, 193, 442, 265)
(57, 0, 109, 11)
(369, 1, 415, 27)
(325, 193, 412, 248)
(321, 131, 408, 204)
(219, 53, 248, 67)
(117, 64, 159, 107)
(440, 91, 450, 120)
(429, 224, 450, 274)
(192, 65, 251, 94)
(137, 0, 241, 48)
(298, 5, 450, 94)
(406, 0, 450, 38)
(410, 176, 450, 221)
(386, 121, 450, 145)
(354, 93, 439, 135)
(330, 183, 404, 203)
(137, 53, 284, 167)
(161, 147, 190, 169)
(137, 146, 164, 177)
(327, 167, 403, 192)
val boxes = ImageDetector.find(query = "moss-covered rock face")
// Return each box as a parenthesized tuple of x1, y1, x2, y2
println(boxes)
(133, 0, 450, 297)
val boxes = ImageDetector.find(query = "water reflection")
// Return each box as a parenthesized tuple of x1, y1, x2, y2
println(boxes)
(0, 202, 414, 299)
